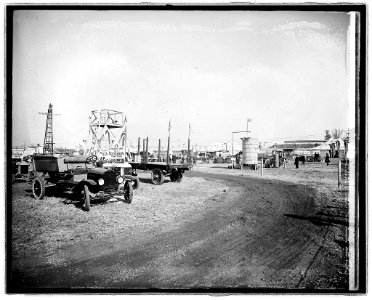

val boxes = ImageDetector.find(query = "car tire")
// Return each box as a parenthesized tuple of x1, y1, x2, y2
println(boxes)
(151, 168, 164, 185)
(83, 185, 91, 211)
(32, 175, 46, 200)
(124, 181, 133, 203)
(12, 174, 16, 184)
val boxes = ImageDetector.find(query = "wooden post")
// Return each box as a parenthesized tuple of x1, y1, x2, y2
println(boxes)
(137, 137, 140, 162)
(166, 135, 170, 165)
(122, 129, 126, 162)
(187, 138, 190, 164)
(261, 158, 264, 177)
(338, 160, 341, 188)
(142, 139, 145, 163)
(146, 137, 149, 164)
(232, 133, 234, 168)
(158, 139, 161, 162)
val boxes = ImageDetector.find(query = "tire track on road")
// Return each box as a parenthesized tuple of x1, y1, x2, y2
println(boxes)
(11, 171, 343, 289)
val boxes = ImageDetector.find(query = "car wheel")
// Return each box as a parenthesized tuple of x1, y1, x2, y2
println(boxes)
(124, 181, 133, 203)
(151, 168, 164, 185)
(83, 185, 91, 211)
(12, 174, 16, 184)
(32, 175, 46, 200)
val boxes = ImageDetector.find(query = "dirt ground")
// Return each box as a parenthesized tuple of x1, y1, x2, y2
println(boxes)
(8, 161, 349, 292)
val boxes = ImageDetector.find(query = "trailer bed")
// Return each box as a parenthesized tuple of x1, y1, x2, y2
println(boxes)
(128, 161, 191, 184)
(129, 161, 191, 171)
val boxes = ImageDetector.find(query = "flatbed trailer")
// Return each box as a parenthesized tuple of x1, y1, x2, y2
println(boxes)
(128, 161, 191, 185)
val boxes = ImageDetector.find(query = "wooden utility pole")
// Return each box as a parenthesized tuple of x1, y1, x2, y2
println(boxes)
(187, 138, 191, 164)
(158, 139, 161, 162)
(137, 137, 140, 162)
(166, 136, 170, 165)
(166, 119, 171, 165)
(188, 123, 191, 164)
(142, 139, 145, 163)
(146, 137, 149, 163)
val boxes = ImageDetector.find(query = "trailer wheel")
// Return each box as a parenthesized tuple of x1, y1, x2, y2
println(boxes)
(83, 185, 91, 211)
(32, 175, 46, 200)
(124, 181, 133, 203)
(176, 173, 183, 182)
(151, 168, 164, 185)
(132, 176, 140, 189)
(170, 172, 183, 183)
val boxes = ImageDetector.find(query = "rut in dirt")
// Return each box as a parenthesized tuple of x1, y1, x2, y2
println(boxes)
(10, 172, 348, 290)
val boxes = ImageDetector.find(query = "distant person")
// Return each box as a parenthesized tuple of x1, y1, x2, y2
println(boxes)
(265, 158, 271, 168)
(282, 157, 287, 168)
(294, 156, 299, 169)
(325, 153, 330, 166)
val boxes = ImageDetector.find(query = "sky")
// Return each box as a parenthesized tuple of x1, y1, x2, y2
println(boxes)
(11, 9, 353, 149)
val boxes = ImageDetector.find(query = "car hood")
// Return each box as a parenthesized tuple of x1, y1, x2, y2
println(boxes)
(87, 167, 114, 175)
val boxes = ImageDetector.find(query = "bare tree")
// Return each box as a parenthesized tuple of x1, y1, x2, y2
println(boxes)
(331, 128, 344, 139)
(324, 130, 332, 140)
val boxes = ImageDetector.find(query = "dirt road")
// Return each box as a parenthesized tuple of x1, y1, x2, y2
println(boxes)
(10, 168, 348, 291)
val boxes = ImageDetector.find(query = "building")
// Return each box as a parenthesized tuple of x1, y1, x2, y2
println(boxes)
(309, 144, 331, 158)
(284, 139, 326, 144)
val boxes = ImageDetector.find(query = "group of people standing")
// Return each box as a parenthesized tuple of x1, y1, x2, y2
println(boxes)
(294, 152, 331, 169)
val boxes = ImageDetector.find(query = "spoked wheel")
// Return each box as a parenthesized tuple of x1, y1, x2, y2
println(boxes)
(132, 176, 140, 190)
(170, 172, 183, 183)
(86, 155, 98, 165)
(83, 185, 91, 211)
(124, 181, 133, 203)
(32, 175, 46, 200)
(151, 168, 164, 185)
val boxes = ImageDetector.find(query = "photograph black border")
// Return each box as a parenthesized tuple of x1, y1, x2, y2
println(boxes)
(5, 3, 367, 295)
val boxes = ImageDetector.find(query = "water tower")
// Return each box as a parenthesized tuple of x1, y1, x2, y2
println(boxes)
(240, 118, 258, 167)
(240, 137, 258, 166)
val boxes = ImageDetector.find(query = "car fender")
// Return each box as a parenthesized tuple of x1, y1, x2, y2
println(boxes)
(80, 179, 97, 187)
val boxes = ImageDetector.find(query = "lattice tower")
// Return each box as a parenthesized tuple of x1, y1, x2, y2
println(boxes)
(85, 109, 127, 158)
(43, 104, 54, 154)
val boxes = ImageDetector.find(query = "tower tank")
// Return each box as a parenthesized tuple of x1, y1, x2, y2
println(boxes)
(241, 137, 258, 165)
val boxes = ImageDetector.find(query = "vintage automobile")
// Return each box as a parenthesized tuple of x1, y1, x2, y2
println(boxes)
(96, 160, 140, 189)
(11, 157, 31, 184)
(29, 154, 135, 211)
